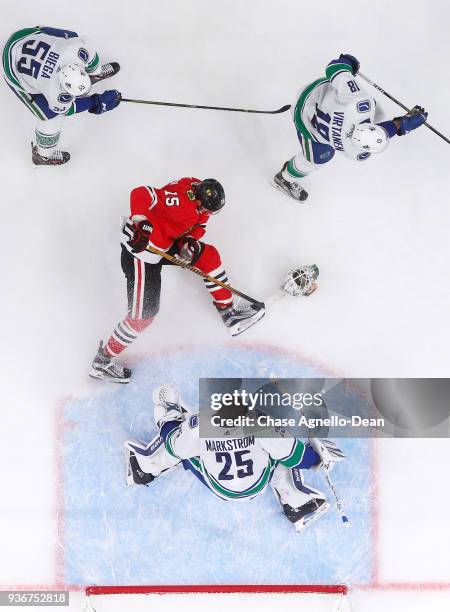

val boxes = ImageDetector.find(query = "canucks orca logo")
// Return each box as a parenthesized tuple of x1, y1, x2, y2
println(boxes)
(77, 47, 89, 63)
(357, 100, 371, 113)
(58, 93, 74, 104)
(357, 152, 371, 160)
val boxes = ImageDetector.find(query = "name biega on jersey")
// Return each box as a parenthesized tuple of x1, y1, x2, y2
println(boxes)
(205, 436, 255, 452)
(41, 51, 60, 78)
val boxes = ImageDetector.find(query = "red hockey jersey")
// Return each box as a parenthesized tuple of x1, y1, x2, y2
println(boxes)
(121, 177, 211, 264)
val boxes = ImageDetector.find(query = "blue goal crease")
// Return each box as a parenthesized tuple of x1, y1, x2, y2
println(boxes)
(61, 346, 372, 586)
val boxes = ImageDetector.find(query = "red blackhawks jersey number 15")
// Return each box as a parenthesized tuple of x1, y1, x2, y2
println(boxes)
(121, 177, 211, 264)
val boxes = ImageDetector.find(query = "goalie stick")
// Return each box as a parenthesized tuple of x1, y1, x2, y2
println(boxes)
(324, 470, 349, 525)
(121, 96, 291, 115)
(358, 72, 450, 145)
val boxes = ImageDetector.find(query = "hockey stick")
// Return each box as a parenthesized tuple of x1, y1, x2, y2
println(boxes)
(358, 72, 450, 145)
(145, 244, 265, 308)
(324, 470, 349, 525)
(121, 97, 291, 115)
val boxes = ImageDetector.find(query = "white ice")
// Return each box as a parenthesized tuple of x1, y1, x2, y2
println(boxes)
(0, 0, 449, 610)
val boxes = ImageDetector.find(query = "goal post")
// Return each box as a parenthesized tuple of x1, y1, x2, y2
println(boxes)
(84, 584, 350, 612)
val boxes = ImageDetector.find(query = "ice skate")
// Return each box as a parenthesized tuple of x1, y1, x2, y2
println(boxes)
(90, 62, 121, 84)
(218, 300, 265, 336)
(282, 497, 330, 532)
(273, 162, 308, 202)
(32, 143, 70, 166)
(89, 341, 131, 383)
(125, 445, 155, 486)
(125, 436, 180, 486)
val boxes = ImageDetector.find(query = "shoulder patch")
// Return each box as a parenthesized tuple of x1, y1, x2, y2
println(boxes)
(58, 93, 73, 104)
(189, 415, 199, 429)
(187, 189, 196, 201)
(357, 99, 371, 113)
(77, 47, 89, 63)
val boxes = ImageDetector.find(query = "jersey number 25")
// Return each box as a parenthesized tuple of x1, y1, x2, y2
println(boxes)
(215, 450, 254, 480)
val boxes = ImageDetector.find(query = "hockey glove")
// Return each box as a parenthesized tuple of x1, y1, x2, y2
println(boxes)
(394, 105, 428, 135)
(339, 53, 360, 76)
(309, 439, 346, 472)
(153, 383, 186, 429)
(175, 237, 202, 265)
(127, 219, 153, 253)
(88, 89, 121, 114)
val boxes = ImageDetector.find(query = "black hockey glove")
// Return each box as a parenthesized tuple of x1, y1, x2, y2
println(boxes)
(128, 219, 153, 253)
(339, 53, 360, 76)
(394, 105, 428, 135)
(176, 237, 202, 265)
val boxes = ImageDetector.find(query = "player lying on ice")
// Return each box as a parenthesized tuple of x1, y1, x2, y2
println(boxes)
(2, 26, 121, 165)
(125, 383, 346, 532)
(90, 177, 319, 384)
(273, 53, 428, 202)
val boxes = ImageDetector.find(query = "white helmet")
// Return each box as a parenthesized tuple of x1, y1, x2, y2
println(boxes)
(59, 63, 91, 96)
(350, 123, 389, 154)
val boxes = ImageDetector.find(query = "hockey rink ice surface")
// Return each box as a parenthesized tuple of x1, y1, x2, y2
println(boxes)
(1, 0, 450, 610)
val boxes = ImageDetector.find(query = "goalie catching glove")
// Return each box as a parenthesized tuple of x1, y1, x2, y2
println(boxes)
(153, 383, 187, 429)
(309, 439, 346, 472)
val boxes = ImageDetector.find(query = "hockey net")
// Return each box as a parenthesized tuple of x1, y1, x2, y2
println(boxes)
(84, 584, 350, 612)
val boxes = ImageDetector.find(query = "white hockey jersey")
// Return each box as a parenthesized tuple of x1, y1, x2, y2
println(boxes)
(4, 27, 100, 115)
(294, 61, 383, 161)
(163, 415, 306, 501)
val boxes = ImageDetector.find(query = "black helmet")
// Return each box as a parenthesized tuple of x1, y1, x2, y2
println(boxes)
(193, 179, 225, 214)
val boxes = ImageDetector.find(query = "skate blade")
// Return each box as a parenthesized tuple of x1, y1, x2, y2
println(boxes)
(230, 309, 265, 337)
(294, 501, 330, 532)
(89, 368, 131, 384)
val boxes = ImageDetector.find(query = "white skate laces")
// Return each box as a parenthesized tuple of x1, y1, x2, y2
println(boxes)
(282, 265, 319, 297)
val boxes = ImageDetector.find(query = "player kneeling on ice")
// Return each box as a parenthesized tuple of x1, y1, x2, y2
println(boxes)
(90, 178, 274, 383)
(2, 26, 121, 165)
(273, 53, 428, 202)
(124, 383, 345, 532)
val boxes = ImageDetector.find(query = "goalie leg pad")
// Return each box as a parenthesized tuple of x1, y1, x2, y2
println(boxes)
(125, 434, 180, 484)
(271, 463, 329, 531)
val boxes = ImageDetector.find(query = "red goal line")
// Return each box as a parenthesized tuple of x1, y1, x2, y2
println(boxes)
(86, 585, 349, 596)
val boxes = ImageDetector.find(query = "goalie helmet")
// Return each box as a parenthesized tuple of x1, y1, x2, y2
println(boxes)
(283, 265, 319, 297)
(59, 63, 91, 96)
(193, 179, 225, 214)
(350, 123, 389, 154)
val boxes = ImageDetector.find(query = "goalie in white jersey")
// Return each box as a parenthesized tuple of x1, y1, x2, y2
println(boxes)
(125, 383, 345, 532)
(274, 53, 428, 201)
(2, 26, 121, 165)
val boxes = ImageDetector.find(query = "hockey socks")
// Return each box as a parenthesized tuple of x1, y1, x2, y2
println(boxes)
(104, 315, 154, 357)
